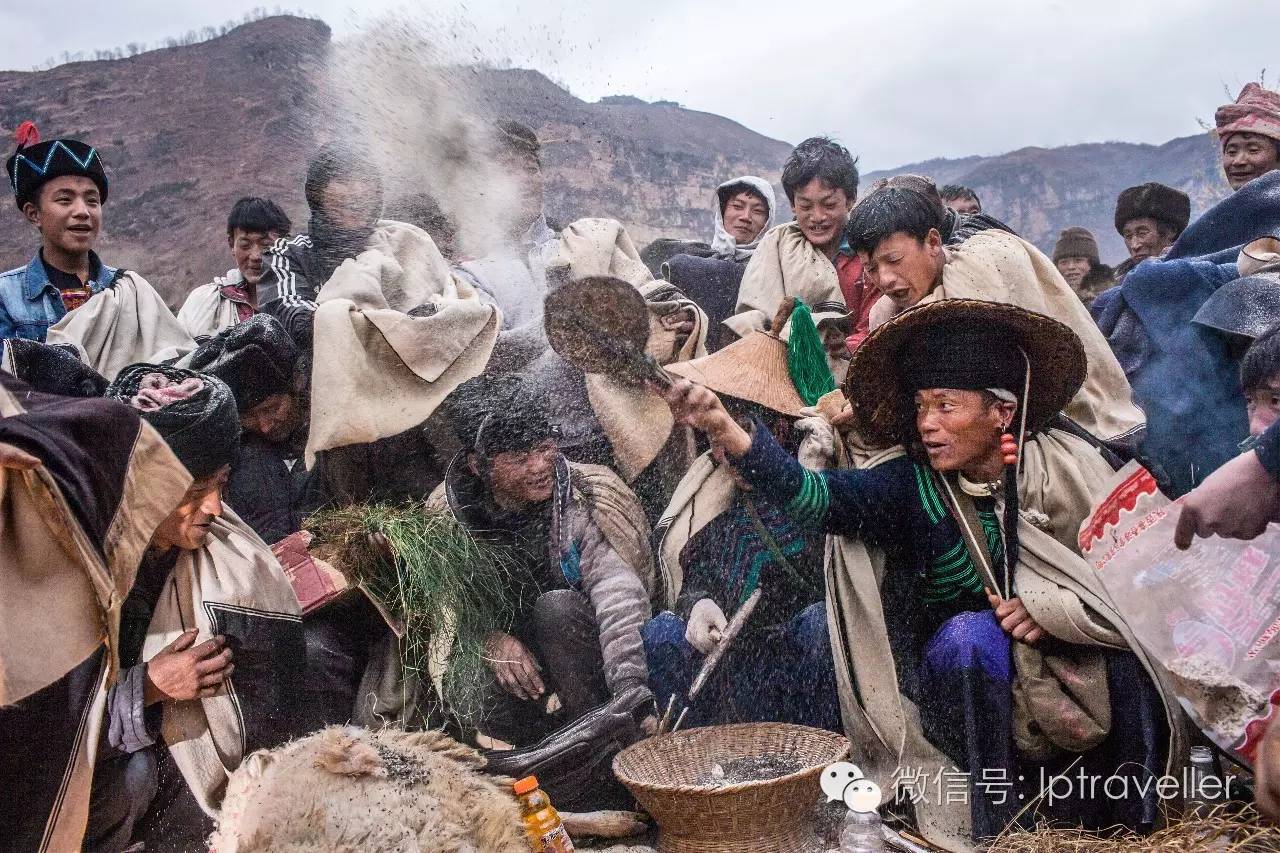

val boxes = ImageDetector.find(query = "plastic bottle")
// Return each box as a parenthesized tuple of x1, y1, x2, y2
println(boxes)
(838, 809, 884, 853)
(1185, 745, 1220, 818)
(514, 775, 575, 852)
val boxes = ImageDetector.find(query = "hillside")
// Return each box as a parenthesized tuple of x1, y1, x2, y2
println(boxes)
(0, 15, 793, 304)
(865, 133, 1232, 262)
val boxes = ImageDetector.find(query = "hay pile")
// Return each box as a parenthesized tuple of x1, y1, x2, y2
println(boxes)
(988, 805, 1280, 852)
(307, 502, 523, 724)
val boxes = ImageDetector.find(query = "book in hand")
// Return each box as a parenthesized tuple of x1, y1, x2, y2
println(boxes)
(272, 530, 350, 614)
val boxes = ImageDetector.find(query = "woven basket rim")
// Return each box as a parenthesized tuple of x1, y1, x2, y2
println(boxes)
(612, 722, 849, 798)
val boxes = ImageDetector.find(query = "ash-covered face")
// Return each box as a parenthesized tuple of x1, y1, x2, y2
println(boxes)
(944, 196, 980, 215)
(152, 467, 229, 551)
(473, 439, 559, 508)
(229, 228, 282, 286)
(1222, 132, 1280, 191)
(914, 388, 1014, 475)
(1056, 256, 1092, 289)
(791, 177, 852, 254)
(1120, 217, 1174, 264)
(240, 392, 302, 443)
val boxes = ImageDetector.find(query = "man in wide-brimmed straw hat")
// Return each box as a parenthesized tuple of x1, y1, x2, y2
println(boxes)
(644, 298, 841, 731)
(658, 299, 1184, 850)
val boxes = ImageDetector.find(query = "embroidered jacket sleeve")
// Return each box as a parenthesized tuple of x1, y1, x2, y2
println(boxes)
(572, 506, 653, 697)
(734, 419, 913, 546)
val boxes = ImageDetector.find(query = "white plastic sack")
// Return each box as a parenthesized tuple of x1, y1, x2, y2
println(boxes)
(1079, 462, 1280, 764)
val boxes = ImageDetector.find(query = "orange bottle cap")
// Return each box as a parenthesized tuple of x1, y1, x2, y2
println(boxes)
(513, 775, 540, 795)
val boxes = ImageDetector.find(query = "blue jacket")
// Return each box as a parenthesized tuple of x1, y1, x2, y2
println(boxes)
(0, 251, 118, 342)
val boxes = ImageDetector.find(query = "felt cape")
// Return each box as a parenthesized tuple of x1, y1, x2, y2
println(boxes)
(139, 506, 305, 814)
(306, 220, 499, 465)
(823, 430, 1186, 852)
(0, 373, 190, 852)
(45, 271, 196, 380)
(727, 221, 849, 339)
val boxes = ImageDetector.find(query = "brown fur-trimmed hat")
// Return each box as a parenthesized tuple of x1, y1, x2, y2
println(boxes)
(1114, 182, 1191, 236)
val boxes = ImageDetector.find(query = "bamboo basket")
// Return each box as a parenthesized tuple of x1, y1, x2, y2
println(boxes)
(612, 723, 849, 852)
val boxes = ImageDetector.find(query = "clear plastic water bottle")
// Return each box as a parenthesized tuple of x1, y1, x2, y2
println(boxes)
(1186, 745, 1220, 818)
(838, 809, 884, 853)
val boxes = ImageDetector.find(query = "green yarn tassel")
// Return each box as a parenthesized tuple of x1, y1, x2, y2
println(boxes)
(786, 298, 836, 406)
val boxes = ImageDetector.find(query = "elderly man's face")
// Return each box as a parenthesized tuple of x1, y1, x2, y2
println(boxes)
(1056, 256, 1092, 288)
(1120, 217, 1173, 264)
(915, 389, 1012, 474)
(241, 392, 302, 443)
(474, 439, 558, 509)
(866, 231, 945, 311)
(722, 191, 769, 244)
(152, 467, 229, 551)
(792, 178, 852, 253)
(1222, 132, 1280, 191)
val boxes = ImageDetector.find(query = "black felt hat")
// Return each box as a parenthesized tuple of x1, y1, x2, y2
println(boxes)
(186, 315, 300, 413)
(1114, 182, 1191, 236)
(6, 122, 109, 210)
(845, 299, 1086, 447)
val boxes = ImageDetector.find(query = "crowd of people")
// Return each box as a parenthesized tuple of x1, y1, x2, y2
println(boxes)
(3, 77, 1280, 853)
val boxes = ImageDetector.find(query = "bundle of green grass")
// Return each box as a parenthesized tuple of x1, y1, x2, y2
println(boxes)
(308, 502, 523, 725)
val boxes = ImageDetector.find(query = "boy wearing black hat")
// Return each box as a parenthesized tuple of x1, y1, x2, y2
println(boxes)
(1, 122, 117, 341)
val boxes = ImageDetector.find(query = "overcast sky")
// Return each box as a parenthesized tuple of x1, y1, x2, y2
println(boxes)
(2, 0, 1273, 170)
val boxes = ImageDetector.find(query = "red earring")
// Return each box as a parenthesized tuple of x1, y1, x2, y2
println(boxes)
(1000, 432, 1019, 466)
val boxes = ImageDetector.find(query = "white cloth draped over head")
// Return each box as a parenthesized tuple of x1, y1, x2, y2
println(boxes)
(306, 220, 499, 465)
(709, 176, 777, 261)
(177, 270, 246, 340)
(141, 507, 302, 814)
(46, 271, 196, 381)
(725, 221, 849, 339)
(871, 230, 1145, 443)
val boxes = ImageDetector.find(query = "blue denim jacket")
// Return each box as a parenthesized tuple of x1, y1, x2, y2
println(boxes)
(0, 251, 117, 342)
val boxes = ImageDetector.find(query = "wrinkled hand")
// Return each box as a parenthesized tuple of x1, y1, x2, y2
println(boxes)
(484, 631, 545, 701)
(1175, 448, 1280, 549)
(144, 630, 233, 705)
(686, 598, 728, 655)
(987, 591, 1044, 645)
(0, 442, 39, 470)
(1258, 715, 1280, 822)
(653, 377, 751, 457)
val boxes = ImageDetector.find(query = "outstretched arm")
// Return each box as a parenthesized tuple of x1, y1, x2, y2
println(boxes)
(1175, 418, 1280, 549)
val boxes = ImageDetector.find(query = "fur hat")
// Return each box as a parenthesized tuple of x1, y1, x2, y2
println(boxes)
(6, 122, 108, 210)
(186, 315, 300, 413)
(1114, 183, 1191, 236)
(1052, 227, 1100, 265)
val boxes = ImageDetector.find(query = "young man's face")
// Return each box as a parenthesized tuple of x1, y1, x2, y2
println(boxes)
(791, 178, 852, 252)
(24, 175, 101, 258)
(1222, 132, 1280, 191)
(914, 389, 1012, 474)
(229, 228, 282, 285)
(944, 196, 980, 215)
(502, 150, 545, 230)
(1120, 217, 1173, 264)
(722, 190, 769, 244)
(1247, 382, 1280, 437)
(865, 230, 945, 311)
(1056, 256, 1092, 288)
(472, 439, 559, 508)
(152, 467, 229, 551)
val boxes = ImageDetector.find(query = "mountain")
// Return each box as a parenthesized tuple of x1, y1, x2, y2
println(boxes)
(0, 15, 793, 305)
(865, 134, 1232, 263)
